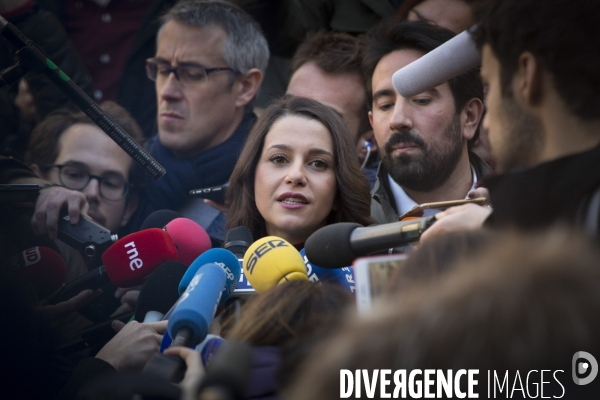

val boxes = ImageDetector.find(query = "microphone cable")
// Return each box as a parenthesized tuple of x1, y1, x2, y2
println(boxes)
(360, 141, 372, 170)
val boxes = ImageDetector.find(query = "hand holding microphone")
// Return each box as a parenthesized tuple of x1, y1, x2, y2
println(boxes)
(50, 228, 178, 304)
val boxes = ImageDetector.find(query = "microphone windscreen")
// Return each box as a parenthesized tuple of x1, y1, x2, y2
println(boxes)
(242, 236, 307, 294)
(392, 29, 480, 98)
(199, 341, 253, 400)
(178, 248, 241, 303)
(164, 218, 211, 266)
(135, 261, 188, 323)
(305, 223, 361, 269)
(140, 209, 183, 230)
(1, 246, 66, 299)
(224, 226, 253, 258)
(299, 248, 355, 293)
(168, 263, 227, 346)
(102, 228, 178, 287)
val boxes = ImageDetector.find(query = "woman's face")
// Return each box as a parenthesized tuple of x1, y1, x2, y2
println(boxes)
(254, 115, 337, 245)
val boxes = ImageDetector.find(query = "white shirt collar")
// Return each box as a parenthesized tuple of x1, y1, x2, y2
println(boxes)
(387, 165, 479, 216)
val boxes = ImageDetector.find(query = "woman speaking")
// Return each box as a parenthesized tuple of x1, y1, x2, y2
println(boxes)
(226, 95, 373, 246)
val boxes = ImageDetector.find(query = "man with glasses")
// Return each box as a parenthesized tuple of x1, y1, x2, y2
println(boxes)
(126, 0, 268, 241)
(26, 101, 143, 237)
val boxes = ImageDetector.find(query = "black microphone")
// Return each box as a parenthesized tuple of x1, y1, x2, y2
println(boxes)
(135, 261, 187, 323)
(57, 211, 116, 269)
(140, 209, 183, 230)
(305, 217, 436, 269)
(224, 226, 253, 258)
(0, 16, 165, 180)
(198, 341, 253, 400)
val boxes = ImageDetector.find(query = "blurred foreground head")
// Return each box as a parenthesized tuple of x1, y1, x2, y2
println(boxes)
(285, 229, 600, 399)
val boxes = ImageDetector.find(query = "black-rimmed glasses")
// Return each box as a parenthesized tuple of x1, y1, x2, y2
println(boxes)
(44, 164, 131, 201)
(145, 58, 237, 86)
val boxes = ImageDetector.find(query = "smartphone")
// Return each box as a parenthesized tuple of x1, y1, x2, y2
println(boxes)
(189, 183, 229, 204)
(0, 184, 42, 203)
(354, 253, 408, 314)
(398, 197, 487, 220)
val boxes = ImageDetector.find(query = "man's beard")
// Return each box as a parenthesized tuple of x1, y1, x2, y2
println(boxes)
(493, 95, 544, 173)
(382, 113, 464, 192)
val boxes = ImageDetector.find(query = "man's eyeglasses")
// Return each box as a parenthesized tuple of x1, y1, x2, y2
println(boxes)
(43, 164, 131, 201)
(145, 58, 237, 86)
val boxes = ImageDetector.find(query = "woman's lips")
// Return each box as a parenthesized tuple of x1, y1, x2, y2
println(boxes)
(277, 193, 309, 209)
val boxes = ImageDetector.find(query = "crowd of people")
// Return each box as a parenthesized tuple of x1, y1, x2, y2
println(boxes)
(1, 0, 599, 398)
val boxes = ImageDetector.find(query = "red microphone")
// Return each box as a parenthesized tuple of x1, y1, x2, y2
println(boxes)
(1, 246, 66, 300)
(50, 228, 177, 304)
(164, 218, 212, 266)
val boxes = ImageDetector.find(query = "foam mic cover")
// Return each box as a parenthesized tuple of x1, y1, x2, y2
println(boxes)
(164, 218, 211, 266)
(242, 236, 307, 294)
(178, 248, 241, 303)
(168, 263, 227, 347)
(224, 226, 253, 258)
(1, 246, 66, 299)
(102, 228, 178, 287)
(305, 218, 435, 268)
(305, 223, 361, 270)
(299, 248, 355, 293)
(135, 261, 188, 323)
(392, 28, 480, 98)
(140, 210, 183, 230)
(199, 341, 253, 400)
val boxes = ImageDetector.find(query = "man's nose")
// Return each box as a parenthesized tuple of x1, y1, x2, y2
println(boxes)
(82, 177, 101, 202)
(159, 73, 183, 101)
(389, 99, 413, 132)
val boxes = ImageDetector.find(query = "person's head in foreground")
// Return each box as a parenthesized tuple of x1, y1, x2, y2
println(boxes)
(473, 0, 600, 173)
(226, 95, 374, 245)
(285, 228, 600, 399)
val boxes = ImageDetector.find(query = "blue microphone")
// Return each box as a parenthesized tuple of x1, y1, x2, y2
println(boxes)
(168, 263, 227, 347)
(300, 248, 355, 293)
(178, 248, 241, 303)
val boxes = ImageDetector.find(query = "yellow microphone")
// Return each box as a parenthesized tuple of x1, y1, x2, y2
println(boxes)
(242, 236, 308, 293)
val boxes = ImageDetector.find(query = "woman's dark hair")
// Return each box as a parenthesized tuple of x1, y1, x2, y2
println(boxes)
(226, 95, 374, 240)
(224, 280, 353, 347)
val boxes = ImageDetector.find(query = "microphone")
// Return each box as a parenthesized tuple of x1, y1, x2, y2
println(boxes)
(242, 236, 307, 294)
(57, 211, 116, 269)
(178, 248, 241, 304)
(224, 226, 253, 258)
(168, 263, 227, 347)
(50, 228, 178, 303)
(164, 218, 212, 266)
(0, 16, 166, 180)
(392, 28, 480, 98)
(198, 341, 253, 400)
(305, 217, 436, 269)
(299, 248, 355, 293)
(140, 210, 183, 230)
(135, 261, 188, 323)
(1, 246, 66, 299)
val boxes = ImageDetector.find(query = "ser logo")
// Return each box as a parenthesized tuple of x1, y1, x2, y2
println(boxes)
(245, 239, 289, 275)
(572, 351, 598, 386)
